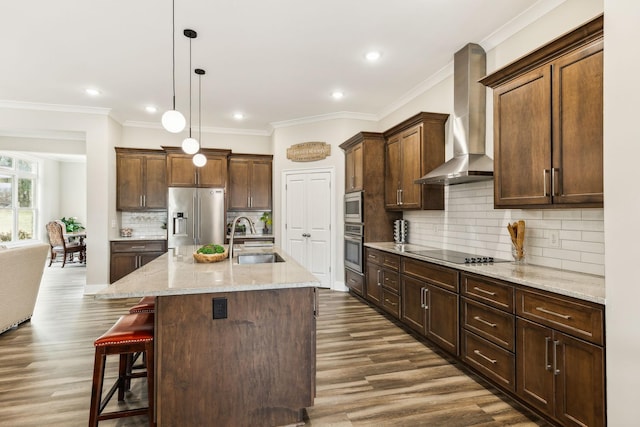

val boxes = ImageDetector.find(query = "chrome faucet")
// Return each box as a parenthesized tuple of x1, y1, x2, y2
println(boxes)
(228, 216, 257, 259)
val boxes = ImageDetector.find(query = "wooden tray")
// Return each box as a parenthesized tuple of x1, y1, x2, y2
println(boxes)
(193, 247, 229, 263)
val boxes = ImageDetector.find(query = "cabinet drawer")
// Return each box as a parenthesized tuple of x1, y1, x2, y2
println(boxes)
(345, 269, 364, 296)
(381, 290, 400, 318)
(516, 288, 604, 345)
(461, 273, 514, 313)
(462, 330, 515, 392)
(462, 298, 514, 351)
(402, 258, 458, 292)
(111, 240, 167, 253)
(382, 270, 399, 292)
(366, 248, 400, 271)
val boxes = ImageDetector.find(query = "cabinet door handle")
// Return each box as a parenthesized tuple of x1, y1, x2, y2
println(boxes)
(131, 246, 146, 249)
(535, 306, 571, 320)
(423, 288, 429, 310)
(473, 316, 497, 328)
(543, 169, 550, 197)
(552, 167, 559, 196)
(420, 287, 425, 308)
(544, 336, 552, 371)
(473, 286, 496, 296)
(142, 195, 146, 207)
(384, 298, 397, 307)
(139, 195, 143, 207)
(377, 269, 381, 286)
(398, 188, 403, 205)
(473, 349, 497, 365)
(553, 340, 560, 375)
(396, 189, 400, 205)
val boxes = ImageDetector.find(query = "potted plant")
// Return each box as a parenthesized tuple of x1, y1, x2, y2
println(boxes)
(260, 212, 272, 234)
(60, 217, 85, 233)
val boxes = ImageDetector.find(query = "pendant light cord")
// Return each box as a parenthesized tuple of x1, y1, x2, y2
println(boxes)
(199, 71, 202, 144)
(188, 36, 192, 138)
(171, 0, 176, 110)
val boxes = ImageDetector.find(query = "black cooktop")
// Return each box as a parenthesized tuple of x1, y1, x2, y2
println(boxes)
(406, 249, 511, 264)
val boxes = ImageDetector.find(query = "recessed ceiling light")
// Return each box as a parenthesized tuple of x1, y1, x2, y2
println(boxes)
(365, 51, 381, 61)
(85, 88, 101, 96)
(331, 91, 344, 100)
(145, 106, 157, 113)
(233, 112, 244, 120)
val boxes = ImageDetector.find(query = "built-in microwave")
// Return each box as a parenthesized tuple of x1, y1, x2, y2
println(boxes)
(344, 192, 363, 223)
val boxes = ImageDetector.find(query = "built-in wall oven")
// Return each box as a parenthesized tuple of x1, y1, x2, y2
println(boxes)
(344, 192, 363, 223)
(344, 223, 364, 273)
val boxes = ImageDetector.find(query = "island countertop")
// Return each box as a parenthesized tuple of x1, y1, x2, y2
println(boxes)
(95, 245, 322, 299)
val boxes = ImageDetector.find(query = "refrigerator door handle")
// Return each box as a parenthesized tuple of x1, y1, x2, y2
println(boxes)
(193, 195, 197, 244)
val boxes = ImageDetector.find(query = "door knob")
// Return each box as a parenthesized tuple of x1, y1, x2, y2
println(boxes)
(302, 233, 311, 238)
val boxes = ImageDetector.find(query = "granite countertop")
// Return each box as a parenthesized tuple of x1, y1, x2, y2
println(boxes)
(110, 236, 167, 242)
(366, 242, 605, 305)
(96, 245, 321, 299)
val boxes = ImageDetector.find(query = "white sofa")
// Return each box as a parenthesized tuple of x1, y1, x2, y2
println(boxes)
(0, 243, 49, 334)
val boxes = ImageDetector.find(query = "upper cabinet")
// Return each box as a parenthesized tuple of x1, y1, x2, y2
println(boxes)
(116, 148, 167, 211)
(163, 147, 231, 188)
(344, 142, 363, 193)
(383, 112, 448, 210)
(228, 154, 273, 211)
(481, 15, 603, 209)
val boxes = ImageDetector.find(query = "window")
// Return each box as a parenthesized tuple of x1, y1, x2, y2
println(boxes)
(0, 154, 38, 243)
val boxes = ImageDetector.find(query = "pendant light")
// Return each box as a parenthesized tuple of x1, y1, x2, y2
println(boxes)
(161, 0, 186, 133)
(181, 29, 200, 154)
(192, 68, 207, 168)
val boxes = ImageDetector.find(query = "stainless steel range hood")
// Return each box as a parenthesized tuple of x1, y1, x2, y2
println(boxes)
(415, 43, 493, 185)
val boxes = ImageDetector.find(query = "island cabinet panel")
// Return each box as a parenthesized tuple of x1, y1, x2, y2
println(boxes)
(481, 15, 603, 209)
(155, 287, 316, 427)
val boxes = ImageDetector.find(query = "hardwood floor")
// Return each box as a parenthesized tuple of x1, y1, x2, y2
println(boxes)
(0, 265, 548, 426)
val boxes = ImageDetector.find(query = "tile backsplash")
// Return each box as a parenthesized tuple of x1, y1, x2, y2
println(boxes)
(404, 181, 604, 276)
(121, 211, 167, 238)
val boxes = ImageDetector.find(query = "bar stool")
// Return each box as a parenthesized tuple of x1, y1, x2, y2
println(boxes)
(88, 312, 155, 427)
(129, 296, 156, 314)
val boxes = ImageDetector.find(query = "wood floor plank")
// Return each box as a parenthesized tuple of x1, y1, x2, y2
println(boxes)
(0, 265, 549, 426)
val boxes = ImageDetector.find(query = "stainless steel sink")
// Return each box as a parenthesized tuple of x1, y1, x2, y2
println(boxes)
(236, 252, 285, 264)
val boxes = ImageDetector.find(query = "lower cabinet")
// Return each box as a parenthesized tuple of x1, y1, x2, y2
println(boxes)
(516, 288, 605, 427)
(345, 268, 364, 297)
(359, 249, 605, 427)
(110, 240, 167, 283)
(400, 258, 459, 356)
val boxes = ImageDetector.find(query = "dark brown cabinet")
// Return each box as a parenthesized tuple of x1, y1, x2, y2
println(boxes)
(116, 148, 167, 210)
(516, 288, 605, 427)
(481, 16, 603, 208)
(365, 248, 400, 318)
(110, 240, 167, 283)
(344, 142, 363, 193)
(228, 155, 272, 211)
(400, 257, 459, 355)
(164, 147, 230, 188)
(383, 112, 448, 210)
(460, 274, 516, 392)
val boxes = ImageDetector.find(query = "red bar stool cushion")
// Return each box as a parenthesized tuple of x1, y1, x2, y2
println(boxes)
(94, 312, 154, 346)
(129, 296, 156, 314)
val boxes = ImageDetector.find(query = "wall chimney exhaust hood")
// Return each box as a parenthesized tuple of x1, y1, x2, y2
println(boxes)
(415, 43, 493, 185)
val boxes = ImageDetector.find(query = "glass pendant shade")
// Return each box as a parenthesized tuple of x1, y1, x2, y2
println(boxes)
(161, 110, 186, 133)
(193, 153, 207, 167)
(182, 137, 200, 154)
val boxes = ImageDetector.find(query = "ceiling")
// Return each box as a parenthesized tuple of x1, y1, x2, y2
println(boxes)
(1, 0, 552, 135)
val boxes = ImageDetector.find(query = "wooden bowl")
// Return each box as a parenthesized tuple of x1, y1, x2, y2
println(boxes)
(193, 247, 229, 263)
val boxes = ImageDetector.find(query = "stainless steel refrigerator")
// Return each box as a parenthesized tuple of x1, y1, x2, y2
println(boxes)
(167, 187, 225, 248)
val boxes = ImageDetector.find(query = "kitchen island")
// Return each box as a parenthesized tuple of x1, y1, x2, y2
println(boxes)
(96, 245, 321, 427)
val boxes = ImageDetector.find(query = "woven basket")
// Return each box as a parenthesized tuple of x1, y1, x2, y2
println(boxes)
(193, 247, 229, 263)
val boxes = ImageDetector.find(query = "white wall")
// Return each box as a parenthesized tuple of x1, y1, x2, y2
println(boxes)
(603, 1, 640, 424)
(59, 161, 87, 226)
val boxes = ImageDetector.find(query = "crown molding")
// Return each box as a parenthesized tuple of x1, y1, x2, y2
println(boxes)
(270, 111, 378, 129)
(0, 100, 111, 116)
(123, 120, 271, 137)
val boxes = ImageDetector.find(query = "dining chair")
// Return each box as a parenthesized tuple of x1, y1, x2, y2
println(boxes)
(45, 221, 86, 267)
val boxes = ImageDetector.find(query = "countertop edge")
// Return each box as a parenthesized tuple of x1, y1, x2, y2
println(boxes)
(365, 242, 605, 305)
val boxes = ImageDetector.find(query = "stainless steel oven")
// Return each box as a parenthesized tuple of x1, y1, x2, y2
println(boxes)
(344, 192, 363, 223)
(344, 223, 364, 273)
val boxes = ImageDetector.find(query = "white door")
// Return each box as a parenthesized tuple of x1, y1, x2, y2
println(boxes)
(284, 171, 332, 287)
